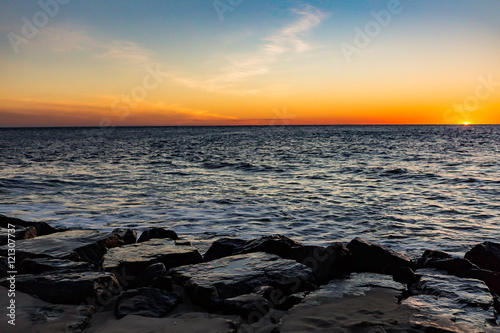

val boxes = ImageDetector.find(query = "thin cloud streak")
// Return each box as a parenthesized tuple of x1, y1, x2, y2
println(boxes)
(170, 5, 327, 95)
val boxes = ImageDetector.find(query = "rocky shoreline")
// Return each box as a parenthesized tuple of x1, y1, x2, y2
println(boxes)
(0, 214, 499, 332)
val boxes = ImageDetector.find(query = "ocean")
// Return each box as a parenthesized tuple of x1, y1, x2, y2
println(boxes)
(1, 125, 499, 257)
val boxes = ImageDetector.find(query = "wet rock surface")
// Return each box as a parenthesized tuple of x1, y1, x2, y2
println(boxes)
(170, 252, 316, 310)
(403, 268, 496, 331)
(0, 229, 135, 265)
(0, 270, 120, 305)
(103, 238, 203, 278)
(17, 257, 93, 275)
(115, 287, 181, 319)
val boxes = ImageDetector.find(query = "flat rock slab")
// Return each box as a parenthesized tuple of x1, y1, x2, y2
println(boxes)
(18, 257, 94, 275)
(103, 239, 203, 278)
(170, 252, 316, 310)
(115, 287, 181, 319)
(404, 268, 496, 331)
(0, 270, 120, 305)
(88, 313, 240, 333)
(0, 229, 133, 265)
(0, 286, 95, 333)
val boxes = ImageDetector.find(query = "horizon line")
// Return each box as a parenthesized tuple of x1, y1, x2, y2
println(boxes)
(1, 124, 499, 129)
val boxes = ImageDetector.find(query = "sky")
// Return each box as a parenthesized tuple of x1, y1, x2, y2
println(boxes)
(0, 0, 499, 126)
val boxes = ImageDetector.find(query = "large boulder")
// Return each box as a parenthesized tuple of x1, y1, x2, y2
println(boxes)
(0, 229, 136, 266)
(137, 227, 179, 242)
(204, 235, 302, 262)
(465, 242, 500, 273)
(115, 288, 181, 319)
(204, 238, 249, 261)
(346, 238, 412, 275)
(0, 270, 120, 305)
(170, 252, 316, 310)
(0, 214, 56, 236)
(103, 239, 203, 282)
(289, 243, 351, 284)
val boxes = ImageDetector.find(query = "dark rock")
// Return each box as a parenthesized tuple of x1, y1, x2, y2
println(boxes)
(0, 214, 56, 236)
(416, 250, 453, 268)
(0, 229, 135, 266)
(0, 226, 37, 245)
(347, 238, 412, 275)
(289, 243, 351, 284)
(204, 238, 250, 261)
(457, 269, 500, 296)
(112, 228, 137, 244)
(238, 235, 304, 259)
(129, 262, 167, 289)
(18, 257, 93, 275)
(170, 252, 316, 310)
(0, 256, 8, 277)
(392, 267, 418, 284)
(223, 293, 270, 320)
(0, 270, 120, 305)
(151, 275, 173, 291)
(204, 235, 303, 262)
(253, 285, 274, 299)
(273, 293, 305, 311)
(175, 240, 191, 246)
(115, 288, 181, 319)
(138, 228, 179, 242)
(404, 268, 495, 330)
(421, 257, 479, 275)
(103, 239, 203, 279)
(465, 242, 500, 273)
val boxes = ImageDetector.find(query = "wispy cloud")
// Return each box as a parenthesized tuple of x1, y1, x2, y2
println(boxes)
(170, 4, 327, 95)
(96, 41, 151, 65)
(36, 23, 152, 65)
